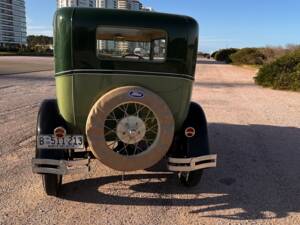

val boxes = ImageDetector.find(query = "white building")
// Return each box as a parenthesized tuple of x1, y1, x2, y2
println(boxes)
(0, 0, 27, 47)
(117, 0, 142, 11)
(131, 0, 142, 11)
(57, 0, 96, 8)
(116, 0, 129, 51)
(96, 0, 117, 51)
(115, 0, 144, 52)
(142, 6, 154, 12)
(117, 0, 129, 10)
(95, 0, 154, 54)
(96, 0, 117, 9)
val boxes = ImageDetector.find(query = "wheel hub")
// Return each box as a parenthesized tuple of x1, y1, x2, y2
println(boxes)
(116, 116, 146, 144)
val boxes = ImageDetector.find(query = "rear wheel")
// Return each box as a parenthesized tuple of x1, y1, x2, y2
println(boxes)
(174, 102, 208, 187)
(36, 100, 66, 196)
(178, 170, 203, 187)
(42, 174, 62, 196)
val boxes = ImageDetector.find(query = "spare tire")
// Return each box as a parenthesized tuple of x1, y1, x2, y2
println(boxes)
(86, 86, 175, 171)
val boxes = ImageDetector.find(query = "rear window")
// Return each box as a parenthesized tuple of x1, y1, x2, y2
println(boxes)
(96, 26, 167, 62)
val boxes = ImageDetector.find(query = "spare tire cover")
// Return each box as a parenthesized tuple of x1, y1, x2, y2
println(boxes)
(86, 86, 175, 171)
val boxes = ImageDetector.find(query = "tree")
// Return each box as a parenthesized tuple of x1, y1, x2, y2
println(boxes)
(27, 35, 53, 48)
(214, 48, 238, 63)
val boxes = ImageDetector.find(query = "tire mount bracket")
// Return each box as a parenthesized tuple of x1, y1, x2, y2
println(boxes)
(167, 154, 217, 172)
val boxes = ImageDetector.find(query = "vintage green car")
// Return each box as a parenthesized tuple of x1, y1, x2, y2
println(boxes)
(32, 8, 217, 196)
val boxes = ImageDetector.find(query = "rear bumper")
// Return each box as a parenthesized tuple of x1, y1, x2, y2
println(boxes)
(167, 154, 217, 172)
(32, 158, 90, 175)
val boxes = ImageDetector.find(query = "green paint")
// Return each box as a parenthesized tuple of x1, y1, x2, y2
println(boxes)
(54, 8, 198, 133)
(56, 73, 193, 132)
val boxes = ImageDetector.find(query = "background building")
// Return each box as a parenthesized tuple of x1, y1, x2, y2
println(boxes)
(142, 6, 154, 12)
(117, 0, 129, 10)
(131, 0, 142, 11)
(58, 0, 150, 11)
(115, 0, 129, 51)
(96, 0, 117, 9)
(57, 0, 96, 8)
(96, 0, 117, 51)
(117, 0, 143, 11)
(115, 0, 144, 52)
(0, 0, 27, 48)
(57, 0, 154, 54)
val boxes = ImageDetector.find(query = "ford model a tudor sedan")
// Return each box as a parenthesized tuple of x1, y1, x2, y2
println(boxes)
(32, 8, 217, 196)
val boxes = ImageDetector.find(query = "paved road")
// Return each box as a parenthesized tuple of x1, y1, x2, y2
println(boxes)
(0, 57, 299, 225)
(0, 56, 53, 75)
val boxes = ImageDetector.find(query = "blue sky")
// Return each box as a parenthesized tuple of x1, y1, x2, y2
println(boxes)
(26, 0, 300, 53)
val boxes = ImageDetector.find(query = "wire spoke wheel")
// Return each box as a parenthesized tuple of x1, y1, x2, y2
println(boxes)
(104, 102, 159, 156)
(86, 86, 175, 171)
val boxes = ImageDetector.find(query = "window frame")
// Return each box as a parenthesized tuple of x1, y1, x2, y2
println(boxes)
(95, 25, 168, 64)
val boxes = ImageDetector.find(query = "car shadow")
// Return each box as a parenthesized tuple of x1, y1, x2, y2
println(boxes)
(60, 123, 300, 221)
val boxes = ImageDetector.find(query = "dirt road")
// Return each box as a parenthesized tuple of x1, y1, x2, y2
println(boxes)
(0, 57, 299, 225)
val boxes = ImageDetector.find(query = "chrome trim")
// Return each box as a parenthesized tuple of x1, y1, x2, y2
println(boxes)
(32, 158, 90, 175)
(55, 69, 194, 80)
(167, 154, 217, 172)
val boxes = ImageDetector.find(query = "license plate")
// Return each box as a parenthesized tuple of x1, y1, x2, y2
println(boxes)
(37, 135, 84, 149)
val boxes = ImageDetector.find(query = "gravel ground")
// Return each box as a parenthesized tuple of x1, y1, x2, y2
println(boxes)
(0, 57, 299, 225)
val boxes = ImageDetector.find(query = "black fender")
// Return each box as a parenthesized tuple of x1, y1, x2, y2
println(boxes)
(169, 102, 210, 158)
(35, 99, 68, 160)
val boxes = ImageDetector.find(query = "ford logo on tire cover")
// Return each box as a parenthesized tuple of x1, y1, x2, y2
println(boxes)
(129, 90, 144, 98)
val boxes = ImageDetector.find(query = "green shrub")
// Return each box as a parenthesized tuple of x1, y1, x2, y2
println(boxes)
(255, 49, 300, 91)
(230, 48, 266, 65)
(211, 51, 219, 59)
(198, 52, 210, 58)
(214, 48, 238, 63)
(259, 47, 288, 64)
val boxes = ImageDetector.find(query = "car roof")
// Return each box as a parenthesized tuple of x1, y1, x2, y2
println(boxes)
(54, 8, 199, 77)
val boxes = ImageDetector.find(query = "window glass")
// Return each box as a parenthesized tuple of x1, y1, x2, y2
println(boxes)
(96, 26, 167, 62)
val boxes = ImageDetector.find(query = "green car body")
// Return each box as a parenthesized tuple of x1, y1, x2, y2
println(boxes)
(54, 8, 199, 134)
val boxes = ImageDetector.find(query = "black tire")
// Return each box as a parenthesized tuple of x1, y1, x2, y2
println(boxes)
(178, 170, 203, 187)
(42, 174, 62, 196)
(169, 102, 208, 187)
(36, 99, 67, 196)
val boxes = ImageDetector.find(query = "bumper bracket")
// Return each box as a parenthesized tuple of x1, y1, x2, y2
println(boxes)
(167, 154, 217, 172)
(32, 158, 90, 175)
